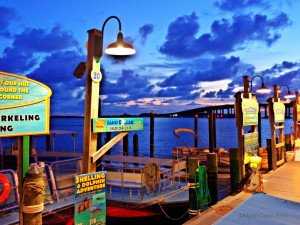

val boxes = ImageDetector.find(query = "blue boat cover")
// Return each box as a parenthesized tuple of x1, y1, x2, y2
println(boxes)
(214, 193, 300, 225)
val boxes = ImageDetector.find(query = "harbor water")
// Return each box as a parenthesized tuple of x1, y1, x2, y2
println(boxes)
(34, 117, 294, 157)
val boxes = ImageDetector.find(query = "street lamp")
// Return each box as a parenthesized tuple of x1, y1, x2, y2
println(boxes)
(73, 16, 136, 78)
(249, 75, 271, 94)
(279, 85, 294, 99)
(74, 16, 135, 173)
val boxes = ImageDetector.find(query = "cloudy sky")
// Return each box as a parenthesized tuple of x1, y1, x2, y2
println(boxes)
(1, 0, 300, 116)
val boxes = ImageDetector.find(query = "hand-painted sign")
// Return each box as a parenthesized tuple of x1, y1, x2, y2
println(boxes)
(92, 118, 143, 133)
(75, 171, 106, 225)
(273, 102, 285, 123)
(242, 98, 259, 126)
(0, 71, 52, 137)
(244, 132, 259, 164)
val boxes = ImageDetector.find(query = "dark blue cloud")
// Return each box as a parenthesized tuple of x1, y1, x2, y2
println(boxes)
(139, 24, 154, 45)
(159, 12, 290, 58)
(0, 6, 17, 38)
(0, 47, 36, 73)
(102, 69, 154, 102)
(158, 56, 240, 88)
(214, 0, 269, 11)
(28, 50, 85, 85)
(216, 87, 235, 98)
(203, 91, 216, 98)
(0, 25, 80, 73)
(13, 25, 79, 52)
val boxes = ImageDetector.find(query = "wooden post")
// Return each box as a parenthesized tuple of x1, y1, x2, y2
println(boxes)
(258, 111, 262, 147)
(207, 153, 218, 205)
(123, 134, 128, 156)
(106, 133, 112, 155)
(188, 157, 201, 216)
(209, 111, 215, 153)
(23, 164, 44, 225)
(234, 91, 244, 180)
(267, 84, 286, 170)
(194, 114, 198, 148)
(150, 112, 155, 157)
(293, 92, 300, 140)
(229, 148, 240, 192)
(133, 134, 139, 157)
(82, 29, 102, 173)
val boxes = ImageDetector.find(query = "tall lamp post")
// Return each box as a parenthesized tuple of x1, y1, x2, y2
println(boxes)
(74, 16, 135, 173)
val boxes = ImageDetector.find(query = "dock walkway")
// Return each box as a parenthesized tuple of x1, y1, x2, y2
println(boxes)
(184, 161, 300, 225)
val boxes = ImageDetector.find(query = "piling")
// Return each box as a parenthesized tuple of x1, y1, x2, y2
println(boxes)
(133, 134, 139, 157)
(194, 114, 198, 148)
(285, 134, 294, 152)
(123, 134, 128, 156)
(207, 153, 218, 205)
(150, 112, 155, 157)
(229, 148, 240, 192)
(208, 111, 216, 153)
(266, 139, 272, 170)
(106, 132, 112, 155)
(22, 164, 45, 225)
(188, 157, 201, 216)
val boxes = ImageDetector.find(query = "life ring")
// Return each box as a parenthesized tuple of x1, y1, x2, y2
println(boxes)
(0, 173, 11, 204)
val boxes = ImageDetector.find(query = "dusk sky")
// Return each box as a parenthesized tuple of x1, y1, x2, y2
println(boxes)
(1, 0, 300, 116)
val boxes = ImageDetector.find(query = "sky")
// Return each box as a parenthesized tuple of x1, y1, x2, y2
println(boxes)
(0, 0, 300, 116)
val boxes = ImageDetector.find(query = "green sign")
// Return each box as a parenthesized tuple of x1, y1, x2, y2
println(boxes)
(242, 98, 259, 126)
(93, 118, 144, 133)
(75, 171, 106, 225)
(0, 71, 52, 137)
(244, 132, 259, 164)
(273, 102, 285, 123)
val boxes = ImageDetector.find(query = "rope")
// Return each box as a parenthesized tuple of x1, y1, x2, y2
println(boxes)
(22, 180, 45, 214)
(157, 202, 188, 221)
(194, 166, 211, 211)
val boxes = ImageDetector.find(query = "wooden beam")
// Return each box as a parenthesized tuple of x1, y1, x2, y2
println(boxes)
(92, 132, 129, 163)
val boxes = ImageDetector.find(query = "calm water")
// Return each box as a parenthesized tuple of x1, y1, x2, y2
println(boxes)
(33, 117, 294, 158)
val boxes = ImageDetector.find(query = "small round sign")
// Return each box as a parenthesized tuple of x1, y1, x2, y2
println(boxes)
(91, 70, 102, 83)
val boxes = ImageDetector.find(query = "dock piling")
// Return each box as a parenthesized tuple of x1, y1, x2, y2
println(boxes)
(188, 157, 201, 216)
(150, 112, 155, 157)
(229, 148, 240, 192)
(207, 153, 218, 205)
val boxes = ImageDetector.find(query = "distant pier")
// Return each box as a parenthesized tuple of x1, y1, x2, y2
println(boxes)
(160, 102, 293, 118)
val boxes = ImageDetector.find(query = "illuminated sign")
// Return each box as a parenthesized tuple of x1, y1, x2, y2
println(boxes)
(0, 71, 52, 137)
(273, 102, 285, 123)
(242, 98, 259, 126)
(92, 118, 143, 133)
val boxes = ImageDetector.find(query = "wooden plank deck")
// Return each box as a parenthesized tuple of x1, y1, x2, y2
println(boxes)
(184, 161, 300, 225)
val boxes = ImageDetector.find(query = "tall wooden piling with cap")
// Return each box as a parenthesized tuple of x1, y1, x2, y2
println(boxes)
(188, 157, 201, 216)
(207, 153, 218, 205)
(229, 148, 240, 192)
(22, 164, 45, 225)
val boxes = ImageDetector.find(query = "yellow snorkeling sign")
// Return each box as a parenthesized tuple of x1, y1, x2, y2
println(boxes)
(0, 71, 52, 137)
